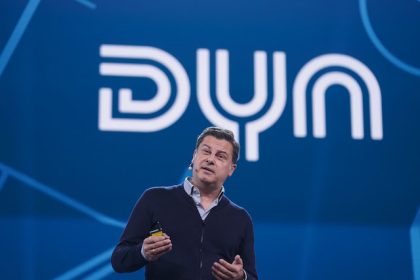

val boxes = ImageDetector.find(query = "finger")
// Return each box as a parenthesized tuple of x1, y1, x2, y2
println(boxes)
(233, 255, 243, 265)
(149, 238, 172, 251)
(154, 244, 172, 258)
(143, 236, 155, 245)
(146, 244, 172, 261)
(149, 243, 173, 261)
(144, 238, 171, 252)
(212, 270, 224, 280)
(218, 259, 240, 273)
(213, 262, 235, 278)
(147, 245, 170, 257)
(212, 264, 230, 280)
(153, 242, 172, 255)
(153, 238, 172, 248)
(145, 235, 168, 244)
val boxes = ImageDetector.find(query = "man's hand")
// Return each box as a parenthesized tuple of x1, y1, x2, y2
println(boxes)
(142, 234, 172, 261)
(212, 255, 245, 280)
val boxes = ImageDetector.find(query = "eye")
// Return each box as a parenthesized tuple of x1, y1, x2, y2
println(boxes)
(217, 154, 227, 160)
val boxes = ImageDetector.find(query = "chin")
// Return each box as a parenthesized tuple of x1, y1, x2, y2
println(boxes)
(198, 176, 213, 183)
(197, 176, 216, 185)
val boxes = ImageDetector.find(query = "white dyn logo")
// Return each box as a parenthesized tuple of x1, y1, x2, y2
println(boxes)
(197, 49, 286, 162)
(98, 45, 384, 162)
(293, 54, 383, 140)
(98, 45, 190, 132)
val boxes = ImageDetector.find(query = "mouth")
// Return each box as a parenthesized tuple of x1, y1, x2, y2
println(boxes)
(201, 166, 215, 173)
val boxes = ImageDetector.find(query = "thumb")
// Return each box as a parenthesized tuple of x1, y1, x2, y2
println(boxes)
(233, 255, 243, 265)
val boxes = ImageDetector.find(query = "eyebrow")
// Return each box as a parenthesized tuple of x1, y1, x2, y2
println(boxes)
(201, 144, 229, 156)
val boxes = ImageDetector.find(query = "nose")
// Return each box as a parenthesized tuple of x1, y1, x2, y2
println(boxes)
(206, 153, 215, 164)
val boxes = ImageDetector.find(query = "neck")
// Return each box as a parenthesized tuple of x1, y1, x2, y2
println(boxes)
(189, 177, 221, 200)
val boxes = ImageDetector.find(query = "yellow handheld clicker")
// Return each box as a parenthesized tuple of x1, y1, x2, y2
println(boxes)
(149, 221, 164, 237)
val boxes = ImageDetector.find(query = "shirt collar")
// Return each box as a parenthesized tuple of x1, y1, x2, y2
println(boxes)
(183, 177, 225, 202)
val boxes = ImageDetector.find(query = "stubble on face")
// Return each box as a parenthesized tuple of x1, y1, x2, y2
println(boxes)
(190, 136, 236, 193)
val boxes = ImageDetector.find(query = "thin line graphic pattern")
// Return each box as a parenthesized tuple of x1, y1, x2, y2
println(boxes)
(0, 162, 121, 279)
(0, 0, 41, 77)
(0, 0, 96, 78)
(74, 0, 97, 9)
(54, 247, 114, 280)
(359, 0, 420, 76)
(0, 1, 113, 279)
(0, 162, 125, 228)
(82, 264, 114, 280)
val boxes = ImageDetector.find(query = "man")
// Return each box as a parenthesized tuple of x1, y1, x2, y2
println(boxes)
(111, 127, 258, 280)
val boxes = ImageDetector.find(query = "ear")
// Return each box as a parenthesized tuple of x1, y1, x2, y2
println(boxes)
(228, 163, 237, 176)
(191, 149, 197, 163)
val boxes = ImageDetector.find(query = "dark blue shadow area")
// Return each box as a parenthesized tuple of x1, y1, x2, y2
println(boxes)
(0, 217, 141, 280)
(255, 223, 413, 280)
(0, 218, 414, 280)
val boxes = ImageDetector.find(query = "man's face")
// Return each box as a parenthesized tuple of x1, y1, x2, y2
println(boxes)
(191, 136, 236, 189)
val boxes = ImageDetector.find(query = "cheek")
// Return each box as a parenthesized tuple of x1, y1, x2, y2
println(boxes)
(193, 156, 201, 165)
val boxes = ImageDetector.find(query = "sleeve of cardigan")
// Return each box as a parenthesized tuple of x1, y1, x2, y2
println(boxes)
(111, 189, 154, 273)
(240, 211, 258, 280)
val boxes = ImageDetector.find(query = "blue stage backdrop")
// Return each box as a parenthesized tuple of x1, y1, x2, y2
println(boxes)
(1, 0, 420, 279)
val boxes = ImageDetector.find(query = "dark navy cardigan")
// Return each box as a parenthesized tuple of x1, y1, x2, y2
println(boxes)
(111, 185, 258, 280)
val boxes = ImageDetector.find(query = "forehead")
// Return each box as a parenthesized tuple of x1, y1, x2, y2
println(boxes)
(198, 136, 233, 154)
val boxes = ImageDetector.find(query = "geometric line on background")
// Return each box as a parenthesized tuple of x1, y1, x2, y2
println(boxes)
(82, 264, 114, 280)
(359, 0, 420, 76)
(0, 162, 125, 228)
(54, 247, 114, 280)
(0, 0, 41, 77)
(0, 0, 96, 78)
(74, 0, 97, 9)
